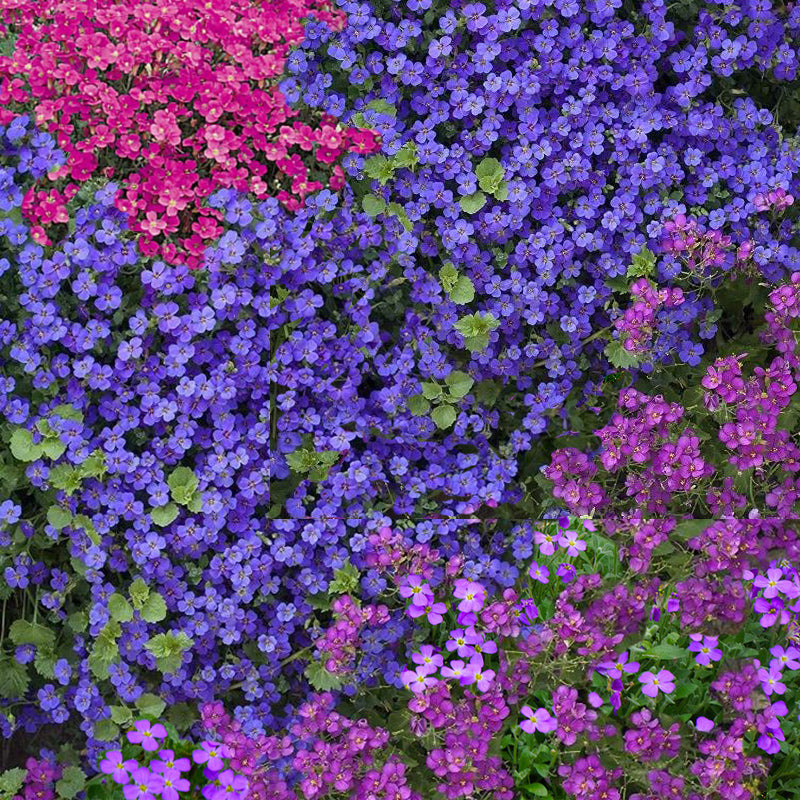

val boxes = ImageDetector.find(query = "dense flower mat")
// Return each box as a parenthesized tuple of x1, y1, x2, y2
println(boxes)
(1, 0, 800, 799)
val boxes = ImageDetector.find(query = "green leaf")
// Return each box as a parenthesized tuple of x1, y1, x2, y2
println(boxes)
(9, 429, 43, 462)
(362, 194, 386, 217)
(475, 380, 502, 406)
(140, 592, 168, 623)
(365, 99, 396, 117)
(445, 371, 474, 399)
(168, 466, 198, 494)
(439, 262, 459, 293)
(627, 246, 657, 278)
(523, 783, 549, 798)
(431, 405, 457, 429)
(0, 658, 29, 699)
(449, 275, 475, 304)
(78, 451, 105, 479)
(150, 503, 179, 527)
(34, 652, 56, 679)
(41, 439, 67, 460)
(108, 593, 133, 623)
(604, 340, 640, 369)
(9, 620, 56, 650)
(392, 142, 418, 170)
(48, 465, 80, 493)
(129, 578, 150, 610)
(407, 394, 430, 416)
(386, 202, 413, 231)
(673, 521, 711, 539)
(492, 180, 509, 201)
(145, 632, 193, 674)
(51, 404, 83, 423)
(0, 768, 27, 799)
(328, 560, 360, 595)
(166, 702, 197, 732)
(93, 718, 119, 742)
(363, 154, 395, 185)
(109, 705, 133, 725)
(186, 493, 203, 513)
(304, 661, 344, 691)
(67, 612, 88, 633)
(46, 506, 72, 530)
(648, 643, 687, 660)
(135, 693, 167, 718)
(475, 157, 504, 182)
(420, 382, 442, 400)
(459, 191, 487, 214)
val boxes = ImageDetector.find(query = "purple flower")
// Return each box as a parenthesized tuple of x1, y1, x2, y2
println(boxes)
(399, 574, 434, 607)
(556, 563, 577, 584)
(123, 768, 162, 800)
(192, 741, 230, 771)
(407, 600, 448, 624)
(639, 669, 675, 697)
(99, 751, 139, 785)
(460, 658, 494, 691)
(597, 651, 640, 678)
(519, 706, 557, 734)
(758, 667, 787, 696)
(151, 749, 192, 774)
(211, 769, 248, 800)
(770, 645, 800, 671)
(411, 644, 444, 671)
(440, 659, 467, 681)
(533, 529, 559, 555)
(453, 579, 486, 613)
(688, 634, 722, 666)
(528, 562, 549, 583)
(694, 716, 715, 732)
(558, 531, 587, 557)
(401, 666, 439, 693)
(755, 568, 797, 599)
(126, 720, 167, 752)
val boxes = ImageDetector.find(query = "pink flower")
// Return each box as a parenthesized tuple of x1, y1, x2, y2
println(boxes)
(638, 669, 675, 697)
(758, 667, 787, 696)
(127, 720, 167, 752)
(519, 706, 557, 734)
(528, 562, 550, 584)
(401, 666, 438, 693)
(192, 741, 230, 771)
(99, 751, 139, 784)
(453, 579, 486, 613)
(558, 532, 587, 557)
(533, 529, 559, 555)
(411, 644, 444, 671)
(694, 716, 715, 732)
(754, 568, 797, 599)
(460, 658, 494, 692)
(597, 651, 639, 678)
(770, 645, 800, 671)
(399, 574, 434, 607)
(440, 659, 467, 681)
(407, 601, 448, 624)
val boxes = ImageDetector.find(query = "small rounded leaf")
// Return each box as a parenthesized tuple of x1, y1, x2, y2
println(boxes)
(431, 405, 457, 429)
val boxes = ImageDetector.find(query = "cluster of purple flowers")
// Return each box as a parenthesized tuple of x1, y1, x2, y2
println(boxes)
(273, 0, 800, 516)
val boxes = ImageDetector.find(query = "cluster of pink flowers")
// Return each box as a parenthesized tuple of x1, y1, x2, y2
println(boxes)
(753, 187, 795, 212)
(660, 213, 741, 274)
(613, 278, 687, 356)
(0, 0, 380, 265)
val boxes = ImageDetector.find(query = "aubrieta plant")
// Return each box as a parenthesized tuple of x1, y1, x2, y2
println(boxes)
(84, 718, 248, 800)
(270, 0, 800, 518)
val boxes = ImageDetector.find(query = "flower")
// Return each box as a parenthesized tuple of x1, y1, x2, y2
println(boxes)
(638, 669, 675, 697)
(192, 741, 230, 772)
(127, 720, 167, 752)
(519, 706, 557, 734)
(694, 716, 715, 732)
(688, 634, 722, 666)
(99, 751, 139, 785)
(528, 562, 550, 584)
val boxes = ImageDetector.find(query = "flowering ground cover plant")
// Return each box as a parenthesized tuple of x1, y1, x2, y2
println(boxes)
(5, 0, 800, 799)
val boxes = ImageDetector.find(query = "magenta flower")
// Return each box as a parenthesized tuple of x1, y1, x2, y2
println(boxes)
(99, 751, 139, 785)
(401, 666, 438, 693)
(151, 749, 192, 774)
(533, 529, 559, 555)
(556, 563, 576, 583)
(754, 597, 791, 627)
(399, 574, 434, 607)
(528, 562, 550, 584)
(597, 651, 640, 678)
(407, 600, 447, 624)
(639, 669, 675, 697)
(465, 627, 497, 658)
(587, 692, 603, 708)
(127, 720, 167, 752)
(411, 644, 444, 671)
(759, 667, 787, 696)
(453, 579, 486, 613)
(558, 532, 587, 557)
(770, 645, 800, 671)
(159, 772, 191, 800)
(446, 628, 473, 658)
(688, 634, 722, 666)
(456, 610, 478, 627)
(211, 769, 249, 800)
(440, 659, 467, 681)
(123, 768, 163, 800)
(694, 716, 715, 732)
(519, 706, 557, 734)
(755, 568, 797, 599)
(516, 599, 538, 626)
(192, 741, 230, 771)
(460, 658, 494, 691)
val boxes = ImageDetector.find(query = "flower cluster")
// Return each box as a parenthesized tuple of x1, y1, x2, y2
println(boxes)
(0, 0, 379, 265)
